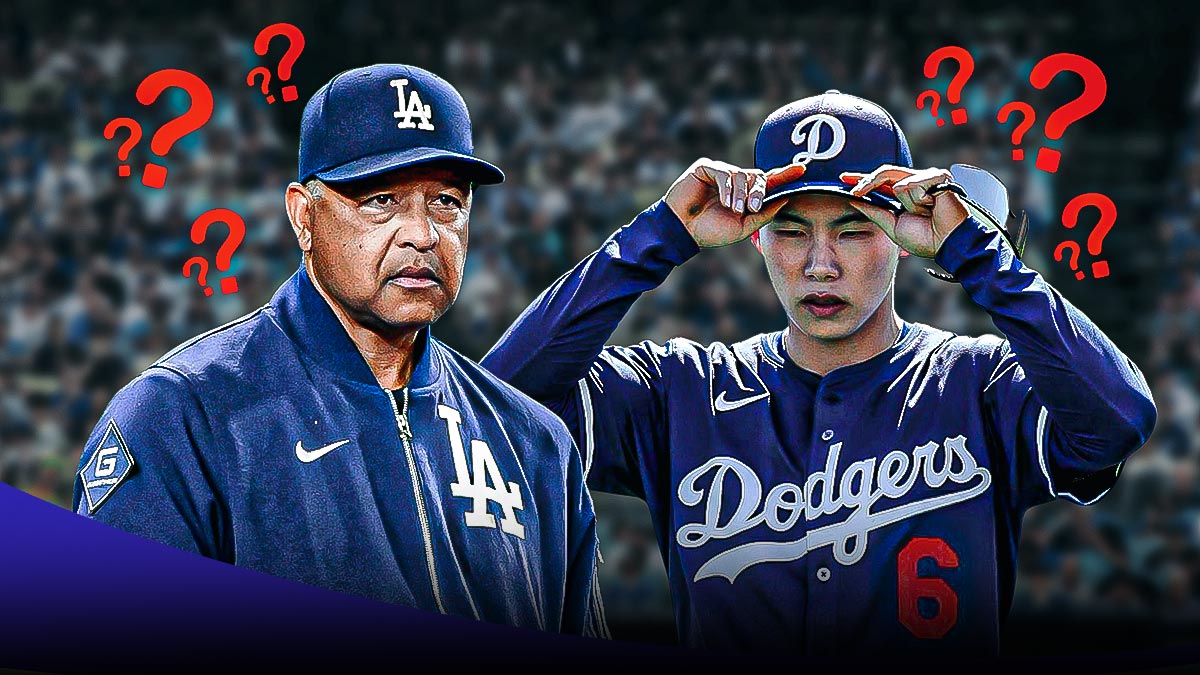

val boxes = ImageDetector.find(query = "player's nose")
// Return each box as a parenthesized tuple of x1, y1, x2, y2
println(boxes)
(803, 238, 839, 281)
(390, 200, 440, 251)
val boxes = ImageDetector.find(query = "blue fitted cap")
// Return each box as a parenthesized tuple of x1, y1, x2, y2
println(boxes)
(755, 90, 911, 210)
(298, 64, 504, 186)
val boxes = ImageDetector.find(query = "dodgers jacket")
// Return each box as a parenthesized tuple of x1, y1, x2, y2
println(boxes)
(74, 264, 607, 636)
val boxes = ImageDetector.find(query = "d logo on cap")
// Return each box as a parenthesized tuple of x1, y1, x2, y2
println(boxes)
(790, 114, 846, 166)
(755, 90, 911, 210)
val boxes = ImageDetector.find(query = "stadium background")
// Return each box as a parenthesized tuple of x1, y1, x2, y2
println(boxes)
(2, 0, 1198, 655)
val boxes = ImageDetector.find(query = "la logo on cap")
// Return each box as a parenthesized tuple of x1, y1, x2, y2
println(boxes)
(790, 113, 846, 165)
(390, 78, 435, 131)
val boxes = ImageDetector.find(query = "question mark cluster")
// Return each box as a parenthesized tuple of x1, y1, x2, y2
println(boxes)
(916, 46, 974, 127)
(102, 22, 305, 297)
(102, 69, 213, 189)
(246, 23, 306, 105)
(916, 46, 1115, 281)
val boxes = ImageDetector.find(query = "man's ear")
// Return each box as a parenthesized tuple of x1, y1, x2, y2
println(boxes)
(285, 182, 315, 253)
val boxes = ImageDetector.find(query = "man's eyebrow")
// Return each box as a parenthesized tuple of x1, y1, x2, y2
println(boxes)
(830, 212, 873, 227)
(774, 212, 811, 225)
(773, 211, 872, 226)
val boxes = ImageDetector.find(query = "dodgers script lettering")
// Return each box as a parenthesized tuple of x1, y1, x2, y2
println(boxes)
(675, 435, 991, 582)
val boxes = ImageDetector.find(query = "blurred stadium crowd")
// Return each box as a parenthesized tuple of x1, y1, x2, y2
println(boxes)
(1, 1, 1195, 652)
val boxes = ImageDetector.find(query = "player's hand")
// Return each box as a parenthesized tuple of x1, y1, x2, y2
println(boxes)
(838, 165, 969, 259)
(664, 159, 808, 248)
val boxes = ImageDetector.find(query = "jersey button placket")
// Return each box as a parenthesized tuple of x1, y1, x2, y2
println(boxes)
(806, 410, 839, 655)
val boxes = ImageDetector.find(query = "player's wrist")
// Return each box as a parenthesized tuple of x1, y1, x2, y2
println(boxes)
(932, 214, 1002, 274)
(628, 198, 703, 261)
(930, 198, 970, 257)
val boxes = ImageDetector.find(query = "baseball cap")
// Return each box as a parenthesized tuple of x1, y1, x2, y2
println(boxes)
(298, 64, 504, 186)
(754, 90, 911, 210)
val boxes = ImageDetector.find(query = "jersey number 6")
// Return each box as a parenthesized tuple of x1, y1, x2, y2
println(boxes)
(897, 536, 959, 639)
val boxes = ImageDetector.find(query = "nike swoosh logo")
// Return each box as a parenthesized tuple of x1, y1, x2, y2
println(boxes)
(295, 439, 351, 463)
(713, 391, 770, 413)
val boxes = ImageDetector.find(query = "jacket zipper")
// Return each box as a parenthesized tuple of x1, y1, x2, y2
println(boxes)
(387, 386, 445, 614)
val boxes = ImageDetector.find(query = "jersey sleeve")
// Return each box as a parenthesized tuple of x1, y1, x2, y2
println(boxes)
(555, 421, 611, 638)
(482, 200, 700, 498)
(72, 366, 227, 559)
(936, 216, 1158, 510)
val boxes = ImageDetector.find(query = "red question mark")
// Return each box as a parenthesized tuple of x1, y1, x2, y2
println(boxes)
(247, 67, 274, 104)
(916, 91, 943, 126)
(1053, 241, 1084, 281)
(135, 69, 214, 189)
(190, 208, 246, 295)
(1061, 192, 1117, 279)
(923, 46, 974, 125)
(1029, 53, 1107, 173)
(182, 257, 212, 296)
(253, 23, 306, 103)
(103, 118, 142, 178)
(996, 102, 1036, 161)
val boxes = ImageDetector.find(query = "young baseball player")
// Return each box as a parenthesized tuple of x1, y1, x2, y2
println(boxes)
(482, 90, 1155, 652)
(73, 64, 607, 637)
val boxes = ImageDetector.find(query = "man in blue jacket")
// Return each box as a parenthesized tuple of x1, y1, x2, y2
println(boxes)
(483, 91, 1155, 652)
(74, 64, 607, 637)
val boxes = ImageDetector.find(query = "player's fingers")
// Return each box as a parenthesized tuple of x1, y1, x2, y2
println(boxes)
(731, 171, 749, 214)
(689, 160, 719, 181)
(841, 172, 901, 203)
(847, 201, 899, 241)
(897, 171, 951, 216)
(694, 163, 734, 208)
(894, 185, 930, 217)
(847, 167, 912, 199)
(746, 194, 788, 229)
(847, 199, 893, 226)
(746, 171, 767, 213)
(764, 163, 807, 192)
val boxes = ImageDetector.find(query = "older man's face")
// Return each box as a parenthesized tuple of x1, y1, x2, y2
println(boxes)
(305, 165, 472, 333)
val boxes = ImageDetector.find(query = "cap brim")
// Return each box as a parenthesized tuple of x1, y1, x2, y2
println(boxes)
(764, 180, 901, 211)
(314, 146, 505, 185)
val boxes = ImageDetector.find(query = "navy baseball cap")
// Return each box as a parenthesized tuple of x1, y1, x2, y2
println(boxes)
(298, 64, 504, 186)
(755, 90, 911, 210)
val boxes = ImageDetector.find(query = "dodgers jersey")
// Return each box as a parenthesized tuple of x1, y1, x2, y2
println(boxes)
(482, 200, 1156, 652)
(73, 264, 607, 637)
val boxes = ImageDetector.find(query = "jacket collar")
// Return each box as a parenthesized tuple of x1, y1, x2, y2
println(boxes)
(269, 263, 442, 390)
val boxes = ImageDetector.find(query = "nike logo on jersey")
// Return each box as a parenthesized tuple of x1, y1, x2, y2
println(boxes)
(675, 434, 991, 583)
(295, 439, 351, 463)
(713, 390, 770, 412)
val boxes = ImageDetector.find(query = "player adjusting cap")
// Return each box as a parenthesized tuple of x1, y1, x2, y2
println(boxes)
(298, 64, 504, 185)
(755, 90, 911, 210)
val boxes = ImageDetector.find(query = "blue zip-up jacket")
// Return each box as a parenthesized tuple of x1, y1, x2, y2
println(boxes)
(73, 264, 608, 637)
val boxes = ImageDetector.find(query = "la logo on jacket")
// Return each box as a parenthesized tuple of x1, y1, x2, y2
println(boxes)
(438, 405, 526, 539)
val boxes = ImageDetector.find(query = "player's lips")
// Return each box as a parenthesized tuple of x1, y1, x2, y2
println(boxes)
(387, 265, 442, 289)
(801, 292, 848, 318)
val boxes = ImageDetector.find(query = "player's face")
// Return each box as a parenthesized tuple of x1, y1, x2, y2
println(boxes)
(757, 192, 899, 341)
(304, 166, 472, 332)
